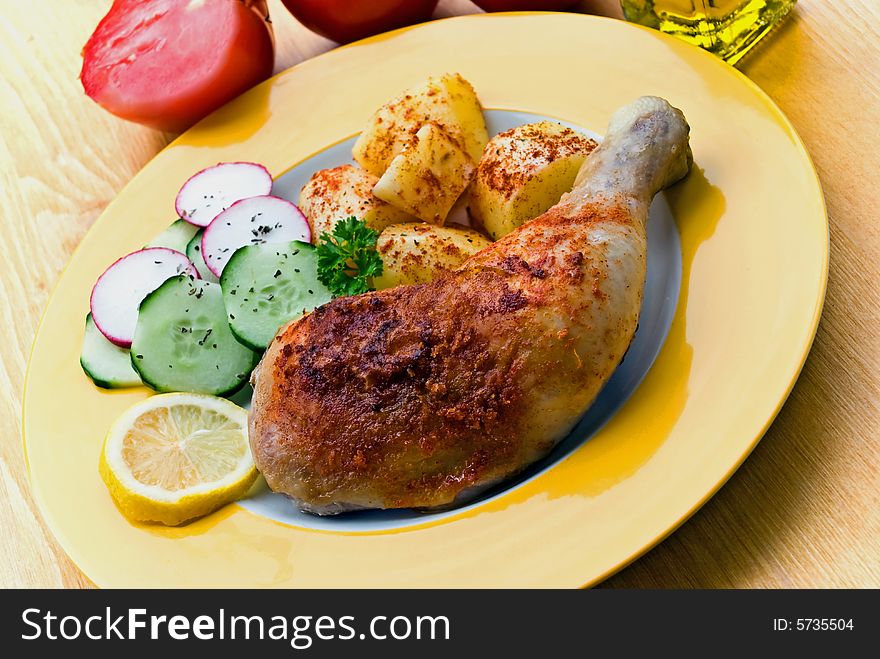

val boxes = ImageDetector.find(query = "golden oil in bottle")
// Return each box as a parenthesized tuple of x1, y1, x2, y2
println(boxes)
(620, 1, 797, 64)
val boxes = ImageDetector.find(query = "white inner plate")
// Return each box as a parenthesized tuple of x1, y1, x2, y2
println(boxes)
(237, 109, 682, 532)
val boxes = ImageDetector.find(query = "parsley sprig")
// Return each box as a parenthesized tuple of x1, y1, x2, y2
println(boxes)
(315, 217, 384, 297)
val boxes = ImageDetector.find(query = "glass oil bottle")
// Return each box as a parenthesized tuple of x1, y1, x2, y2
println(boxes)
(620, 1, 797, 64)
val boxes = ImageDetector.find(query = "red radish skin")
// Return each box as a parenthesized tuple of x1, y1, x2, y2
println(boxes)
(90, 248, 199, 348)
(175, 161, 273, 227)
(201, 196, 310, 277)
(81, 0, 275, 133)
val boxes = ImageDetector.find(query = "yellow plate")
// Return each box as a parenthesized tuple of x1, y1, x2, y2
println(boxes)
(23, 13, 827, 587)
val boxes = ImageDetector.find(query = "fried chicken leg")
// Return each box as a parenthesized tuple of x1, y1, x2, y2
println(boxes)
(250, 97, 692, 513)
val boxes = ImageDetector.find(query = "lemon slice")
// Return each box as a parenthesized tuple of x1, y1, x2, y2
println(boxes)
(99, 393, 257, 526)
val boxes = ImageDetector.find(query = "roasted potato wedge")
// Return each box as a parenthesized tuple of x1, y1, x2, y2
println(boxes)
(373, 122, 476, 225)
(299, 165, 416, 239)
(469, 122, 598, 240)
(373, 223, 492, 289)
(353, 73, 488, 177)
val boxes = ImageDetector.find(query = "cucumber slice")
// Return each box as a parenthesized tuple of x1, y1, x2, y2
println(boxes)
(145, 219, 200, 253)
(80, 313, 142, 389)
(220, 241, 331, 351)
(186, 229, 219, 283)
(131, 275, 258, 396)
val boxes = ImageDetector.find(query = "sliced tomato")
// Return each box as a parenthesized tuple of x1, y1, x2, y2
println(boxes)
(81, 0, 275, 133)
(280, 0, 439, 44)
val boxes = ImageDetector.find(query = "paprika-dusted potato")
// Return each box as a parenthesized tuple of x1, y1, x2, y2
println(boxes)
(299, 165, 417, 239)
(353, 73, 488, 177)
(373, 223, 492, 289)
(373, 123, 476, 225)
(469, 121, 598, 240)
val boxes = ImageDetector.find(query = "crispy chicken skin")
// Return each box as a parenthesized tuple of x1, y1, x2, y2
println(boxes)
(250, 97, 692, 514)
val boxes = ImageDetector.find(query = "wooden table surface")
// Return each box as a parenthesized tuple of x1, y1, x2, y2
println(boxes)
(1, 0, 877, 588)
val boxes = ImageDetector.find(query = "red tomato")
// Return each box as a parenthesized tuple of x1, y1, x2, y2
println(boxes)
(472, 0, 580, 10)
(280, 0, 439, 44)
(81, 0, 275, 133)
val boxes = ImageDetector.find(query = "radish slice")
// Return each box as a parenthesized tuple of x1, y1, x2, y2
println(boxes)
(201, 195, 311, 277)
(90, 248, 199, 348)
(175, 162, 273, 227)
